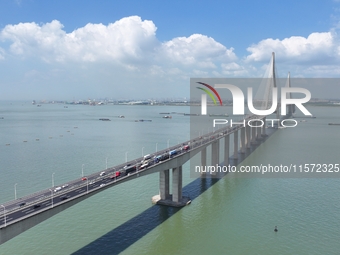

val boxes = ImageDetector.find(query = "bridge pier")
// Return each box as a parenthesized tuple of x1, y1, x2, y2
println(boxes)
(201, 147, 207, 176)
(159, 170, 170, 200)
(233, 130, 238, 158)
(211, 140, 219, 175)
(262, 117, 268, 136)
(246, 125, 251, 149)
(251, 125, 257, 145)
(224, 134, 229, 165)
(153, 166, 190, 207)
(256, 120, 262, 140)
(172, 166, 182, 202)
(240, 127, 246, 153)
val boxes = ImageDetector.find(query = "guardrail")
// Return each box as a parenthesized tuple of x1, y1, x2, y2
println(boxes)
(1, 115, 264, 227)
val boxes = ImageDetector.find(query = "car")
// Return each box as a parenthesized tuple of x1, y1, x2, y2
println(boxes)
(142, 154, 152, 162)
(60, 195, 70, 201)
(54, 187, 62, 192)
(182, 145, 190, 151)
(89, 180, 96, 184)
(19, 202, 26, 207)
(62, 184, 69, 188)
(123, 164, 131, 169)
(139, 161, 150, 170)
(99, 171, 106, 176)
(111, 171, 121, 178)
(81, 177, 87, 181)
(33, 204, 41, 209)
(100, 184, 105, 187)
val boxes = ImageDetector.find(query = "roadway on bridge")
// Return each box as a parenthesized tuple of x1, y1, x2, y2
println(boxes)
(0, 114, 261, 228)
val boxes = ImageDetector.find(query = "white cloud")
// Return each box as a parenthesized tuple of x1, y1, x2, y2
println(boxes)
(0, 17, 158, 63)
(245, 32, 336, 64)
(160, 34, 237, 68)
(0, 17, 236, 73)
(3, 15, 340, 101)
(0, 47, 4, 60)
(221, 62, 249, 76)
(0, 17, 242, 99)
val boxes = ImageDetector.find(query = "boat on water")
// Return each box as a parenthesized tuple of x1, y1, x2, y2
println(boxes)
(328, 123, 340, 125)
(135, 119, 152, 122)
(99, 118, 111, 121)
(163, 115, 172, 119)
(118, 115, 125, 118)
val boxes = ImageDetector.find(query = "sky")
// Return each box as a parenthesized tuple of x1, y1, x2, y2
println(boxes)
(1, 0, 340, 100)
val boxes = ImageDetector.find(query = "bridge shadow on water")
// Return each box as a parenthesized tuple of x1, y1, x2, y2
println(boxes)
(72, 130, 275, 255)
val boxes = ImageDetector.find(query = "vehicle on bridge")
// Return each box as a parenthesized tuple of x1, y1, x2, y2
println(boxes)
(121, 164, 137, 176)
(139, 160, 150, 170)
(110, 171, 121, 179)
(154, 153, 170, 163)
(54, 187, 62, 192)
(60, 195, 70, 201)
(141, 154, 152, 164)
(182, 145, 190, 151)
(169, 149, 178, 158)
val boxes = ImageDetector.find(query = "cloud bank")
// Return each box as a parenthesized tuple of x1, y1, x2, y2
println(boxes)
(0, 17, 237, 71)
(1, 16, 340, 100)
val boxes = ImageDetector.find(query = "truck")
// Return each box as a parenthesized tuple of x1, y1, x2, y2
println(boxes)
(121, 164, 137, 176)
(154, 153, 170, 163)
(169, 150, 177, 158)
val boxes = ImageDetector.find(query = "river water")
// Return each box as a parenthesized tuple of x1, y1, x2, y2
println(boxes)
(0, 101, 339, 255)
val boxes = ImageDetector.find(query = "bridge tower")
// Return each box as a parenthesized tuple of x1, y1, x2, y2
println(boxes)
(285, 72, 295, 117)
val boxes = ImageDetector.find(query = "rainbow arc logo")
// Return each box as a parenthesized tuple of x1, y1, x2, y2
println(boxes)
(196, 82, 223, 106)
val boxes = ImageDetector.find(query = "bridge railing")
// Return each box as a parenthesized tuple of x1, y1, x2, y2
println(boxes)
(1, 115, 264, 218)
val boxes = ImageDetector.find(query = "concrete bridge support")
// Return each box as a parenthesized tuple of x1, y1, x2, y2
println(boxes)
(245, 125, 251, 149)
(256, 120, 262, 140)
(172, 166, 182, 203)
(154, 166, 190, 207)
(224, 135, 229, 166)
(212, 140, 219, 166)
(251, 125, 257, 144)
(233, 130, 238, 159)
(240, 127, 246, 153)
(262, 117, 267, 136)
(211, 140, 219, 175)
(159, 170, 170, 200)
(201, 147, 207, 176)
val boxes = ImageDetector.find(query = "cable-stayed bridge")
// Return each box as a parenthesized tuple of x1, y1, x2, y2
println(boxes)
(0, 52, 294, 245)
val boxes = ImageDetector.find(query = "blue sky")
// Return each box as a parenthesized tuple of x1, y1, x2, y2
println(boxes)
(0, 0, 340, 100)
